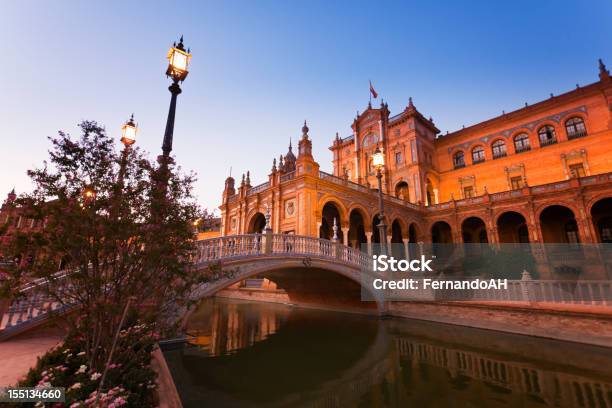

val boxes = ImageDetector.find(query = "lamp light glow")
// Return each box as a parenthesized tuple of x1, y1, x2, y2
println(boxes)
(372, 146, 385, 170)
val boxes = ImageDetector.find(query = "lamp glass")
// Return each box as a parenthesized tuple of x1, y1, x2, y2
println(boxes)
(168, 47, 190, 73)
(121, 123, 137, 144)
(372, 148, 385, 169)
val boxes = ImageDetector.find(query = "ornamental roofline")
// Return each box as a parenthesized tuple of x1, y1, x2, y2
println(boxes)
(435, 77, 610, 145)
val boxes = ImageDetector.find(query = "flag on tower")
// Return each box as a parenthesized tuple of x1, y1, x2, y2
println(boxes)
(369, 81, 378, 99)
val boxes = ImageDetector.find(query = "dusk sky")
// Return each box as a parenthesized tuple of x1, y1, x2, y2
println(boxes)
(1, 1, 610, 212)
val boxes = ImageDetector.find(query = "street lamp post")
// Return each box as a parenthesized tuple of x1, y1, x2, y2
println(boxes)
(118, 114, 137, 186)
(161, 36, 191, 160)
(372, 145, 388, 254)
(152, 36, 191, 221)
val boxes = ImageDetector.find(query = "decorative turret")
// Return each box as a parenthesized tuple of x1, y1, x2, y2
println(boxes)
(271, 157, 277, 173)
(407, 96, 415, 110)
(223, 176, 235, 198)
(298, 120, 313, 158)
(282, 138, 296, 173)
(296, 120, 319, 176)
(245, 171, 251, 188)
(599, 58, 611, 82)
(7, 188, 16, 203)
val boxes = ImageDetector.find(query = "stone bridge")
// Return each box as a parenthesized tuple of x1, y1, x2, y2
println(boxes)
(185, 233, 385, 317)
(0, 234, 384, 341)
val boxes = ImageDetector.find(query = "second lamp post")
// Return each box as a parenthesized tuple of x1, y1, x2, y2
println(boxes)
(372, 145, 388, 254)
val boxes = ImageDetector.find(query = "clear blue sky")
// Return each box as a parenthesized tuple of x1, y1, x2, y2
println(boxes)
(1, 1, 610, 211)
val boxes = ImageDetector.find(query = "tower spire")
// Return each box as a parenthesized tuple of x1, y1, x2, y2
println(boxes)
(599, 58, 611, 81)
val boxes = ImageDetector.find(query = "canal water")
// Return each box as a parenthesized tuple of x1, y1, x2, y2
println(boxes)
(163, 298, 612, 408)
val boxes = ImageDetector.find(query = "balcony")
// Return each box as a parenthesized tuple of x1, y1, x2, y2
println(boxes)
(539, 137, 557, 147)
(492, 151, 507, 160)
(567, 130, 587, 140)
(514, 144, 531, 153)
(472, 157, 485, 165)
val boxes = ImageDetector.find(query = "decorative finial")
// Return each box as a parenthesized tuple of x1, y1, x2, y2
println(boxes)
(241, 173, 245, 185)
(302, 120, 309, 138)
(502, 110, 505, 115)
(599, 58, 611, 81)
(408, 97, 414, 108)
(332, 217, 339, 241)
(525, 102, 528, 107)
(429, 116, 433, 123)
(576, 83, 580, 89)
(368, 100, 372, 109)
(550, 93, 554, 98)
(176, 35, 186, 51)
(265, 204, 271, 231)
(289, 138, 292, 151)
(272, 158, 277, 172)
(246, 171, 251, 185)
(279, 155, 284, 166)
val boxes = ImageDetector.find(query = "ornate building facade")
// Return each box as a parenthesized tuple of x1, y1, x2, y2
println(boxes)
(220, 62, 612, 278)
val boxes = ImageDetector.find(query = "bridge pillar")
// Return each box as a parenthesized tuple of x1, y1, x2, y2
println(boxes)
(365, 232, 373, 255)
(263, 229, 273, 254)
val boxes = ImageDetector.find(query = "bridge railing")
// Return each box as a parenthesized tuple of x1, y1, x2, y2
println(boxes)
(192, 233, 370, 269)
(0, 271, 70, 336)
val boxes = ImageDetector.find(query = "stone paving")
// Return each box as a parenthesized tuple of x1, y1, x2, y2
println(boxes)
(0, 325, 64, 386)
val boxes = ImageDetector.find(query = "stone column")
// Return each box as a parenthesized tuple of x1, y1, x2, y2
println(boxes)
(403, 238, 409, 260)
(341, 227, 349, 246)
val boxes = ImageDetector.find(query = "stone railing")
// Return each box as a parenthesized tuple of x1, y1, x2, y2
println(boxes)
(246, 182, 270, 196)
(192, 233, 370, 269)
(0, 271, 71, 339)
(318, 171, 420, 210)
(279, 171, 295, 183)
(394, 272, 612, 306)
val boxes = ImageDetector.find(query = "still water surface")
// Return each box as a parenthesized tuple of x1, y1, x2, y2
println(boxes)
(163, 298, 612, 408)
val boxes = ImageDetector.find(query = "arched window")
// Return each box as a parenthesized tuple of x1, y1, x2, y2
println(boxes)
(514, 133, 530, 153)
(565, 117, 587, 139)
(453, 151, 465, 168)
(538, 125, 557, 146)
(362, 133, 379, 148)
(491, 140, 507, 159)
(471, 146, 485, 164)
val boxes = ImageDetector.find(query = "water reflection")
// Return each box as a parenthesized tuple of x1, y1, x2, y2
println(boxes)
(163, 299, 612, 408)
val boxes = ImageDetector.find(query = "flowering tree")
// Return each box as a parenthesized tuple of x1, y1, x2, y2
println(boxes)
(1, 121, 207, 372)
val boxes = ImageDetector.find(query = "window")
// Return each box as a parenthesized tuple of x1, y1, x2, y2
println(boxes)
(472, 146, 485, 163)
(565, 221, 580, 244)
(569, 163, 586, 178)
(510, 176, 524, 190)
(362, 133, 379, 148)
(538, 125, 557, 146)
(463, 186, 474, 198)
(395, 151, 403, 165)
(491, 140, 507, 159)
(453, 151, 465, 168)
(565, 117, 587, 139)
(514, 133, 530, 153)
